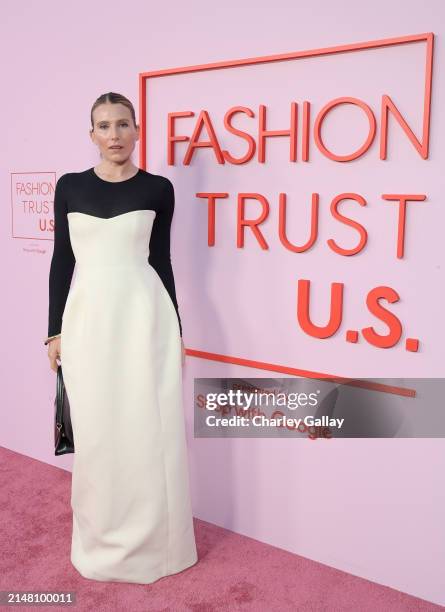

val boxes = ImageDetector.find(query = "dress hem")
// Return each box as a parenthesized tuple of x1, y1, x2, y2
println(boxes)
(70, 553, 199, 585)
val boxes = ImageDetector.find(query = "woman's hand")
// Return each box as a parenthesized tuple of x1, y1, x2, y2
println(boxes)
(47, 337, 61, 372)
(181, 337, 186, 367)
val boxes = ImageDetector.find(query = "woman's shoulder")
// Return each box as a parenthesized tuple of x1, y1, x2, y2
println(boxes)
(55, 169, 87, 187)
(56, 172, 74, 184)
(138, 170, 174, 202)
(139, 168, 172, 187)
(54, 172, 74, 196)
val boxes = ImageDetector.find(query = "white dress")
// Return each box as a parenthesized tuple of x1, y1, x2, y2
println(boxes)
(46, 168, 198, 584)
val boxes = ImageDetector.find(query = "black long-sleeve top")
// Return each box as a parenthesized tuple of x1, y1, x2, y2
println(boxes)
(46, 167, 182, 342)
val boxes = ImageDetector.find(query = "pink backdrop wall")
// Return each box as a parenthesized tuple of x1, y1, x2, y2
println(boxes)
(1, 0, 444, 606)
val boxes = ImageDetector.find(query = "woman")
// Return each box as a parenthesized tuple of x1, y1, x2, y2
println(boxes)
(44, 92, 198, 584)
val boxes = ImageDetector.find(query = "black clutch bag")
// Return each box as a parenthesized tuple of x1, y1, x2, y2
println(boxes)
(54, 364, 75, 455)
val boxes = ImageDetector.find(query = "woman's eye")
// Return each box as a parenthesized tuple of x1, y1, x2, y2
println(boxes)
(98, 123, 128, 129)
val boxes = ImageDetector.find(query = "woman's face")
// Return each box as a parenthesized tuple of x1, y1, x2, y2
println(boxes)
(90, 102, 139, 164)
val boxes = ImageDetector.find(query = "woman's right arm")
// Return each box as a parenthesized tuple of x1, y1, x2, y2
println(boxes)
(44, 173, 76, 350)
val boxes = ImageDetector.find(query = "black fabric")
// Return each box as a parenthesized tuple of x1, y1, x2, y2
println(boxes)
(47, 167, 182, 338)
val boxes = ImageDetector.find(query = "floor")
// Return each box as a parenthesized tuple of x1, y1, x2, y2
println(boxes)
(0, 446, 441, 612)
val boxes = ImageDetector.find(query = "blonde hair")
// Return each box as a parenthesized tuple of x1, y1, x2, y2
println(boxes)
(90, 92, 136, 130)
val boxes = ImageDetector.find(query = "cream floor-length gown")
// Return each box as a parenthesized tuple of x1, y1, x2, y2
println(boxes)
(45, 168, 198, 584)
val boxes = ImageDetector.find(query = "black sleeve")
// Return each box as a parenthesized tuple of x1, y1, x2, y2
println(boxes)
(148, 178, 182, 337)
(47, 173, 76, 338)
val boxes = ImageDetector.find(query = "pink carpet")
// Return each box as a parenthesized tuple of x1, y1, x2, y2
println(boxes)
(0, 446, 440, 611)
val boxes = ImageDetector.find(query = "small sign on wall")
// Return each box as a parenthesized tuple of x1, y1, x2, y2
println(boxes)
(11, 172, 56, 240)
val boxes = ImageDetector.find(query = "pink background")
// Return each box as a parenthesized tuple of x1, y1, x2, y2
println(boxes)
(1, 0, 444, 606)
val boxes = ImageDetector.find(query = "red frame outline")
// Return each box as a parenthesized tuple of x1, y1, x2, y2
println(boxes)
(137, 33, 435, 396)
